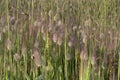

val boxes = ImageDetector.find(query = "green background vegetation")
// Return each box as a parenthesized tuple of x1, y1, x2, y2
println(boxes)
(0, 0, 120, 80)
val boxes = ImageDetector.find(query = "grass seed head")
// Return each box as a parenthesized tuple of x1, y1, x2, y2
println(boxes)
(10, 16, 16, 25)
(34, 40, 39, 48)
(54, 13, 59, 22)
(72, 25, 77, 31)
(91, 54, 96, 66)
(57, 20, 62, 26)
(80, 48, 88, 61)
(68, 40, 73, 47)
(34, 20, 41, 27)
(84, 18, 91, 27)
(32, 48, 42, 68)
(21, 43, 27, 55)
(53, 33, 58, 43)
(13, 53, 21, 62)
(6, 39, 13, 50)
(48, 10, 52, 17)
(66, 53, 72, 60)
(57, 37, 62, 46)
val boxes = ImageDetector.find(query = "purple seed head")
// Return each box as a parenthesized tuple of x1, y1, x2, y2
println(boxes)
(32, 48, 42, 67)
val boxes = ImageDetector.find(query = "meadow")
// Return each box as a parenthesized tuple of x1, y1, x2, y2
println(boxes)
(0, 0, 120, 80)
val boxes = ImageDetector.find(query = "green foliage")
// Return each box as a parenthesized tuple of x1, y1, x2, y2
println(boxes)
(0, 0, 120, 80)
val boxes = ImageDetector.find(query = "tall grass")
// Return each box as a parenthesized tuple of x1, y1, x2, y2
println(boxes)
(0, 0, 120, 80)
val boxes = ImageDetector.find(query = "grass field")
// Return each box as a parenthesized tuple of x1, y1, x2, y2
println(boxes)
(0, 0, 120, 80)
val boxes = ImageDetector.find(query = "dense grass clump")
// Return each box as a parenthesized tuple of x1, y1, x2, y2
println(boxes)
(0, 0, 120, 80)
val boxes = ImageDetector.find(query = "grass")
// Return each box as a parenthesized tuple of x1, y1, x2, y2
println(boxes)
(0, 0, 120, 80)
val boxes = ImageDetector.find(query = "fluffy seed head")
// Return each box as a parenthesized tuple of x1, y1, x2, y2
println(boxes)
(32, 48, 42, 67)
(13, 53, 21, 62)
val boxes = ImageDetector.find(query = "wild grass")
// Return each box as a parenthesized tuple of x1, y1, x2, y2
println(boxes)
(0, 0, 120, 80)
